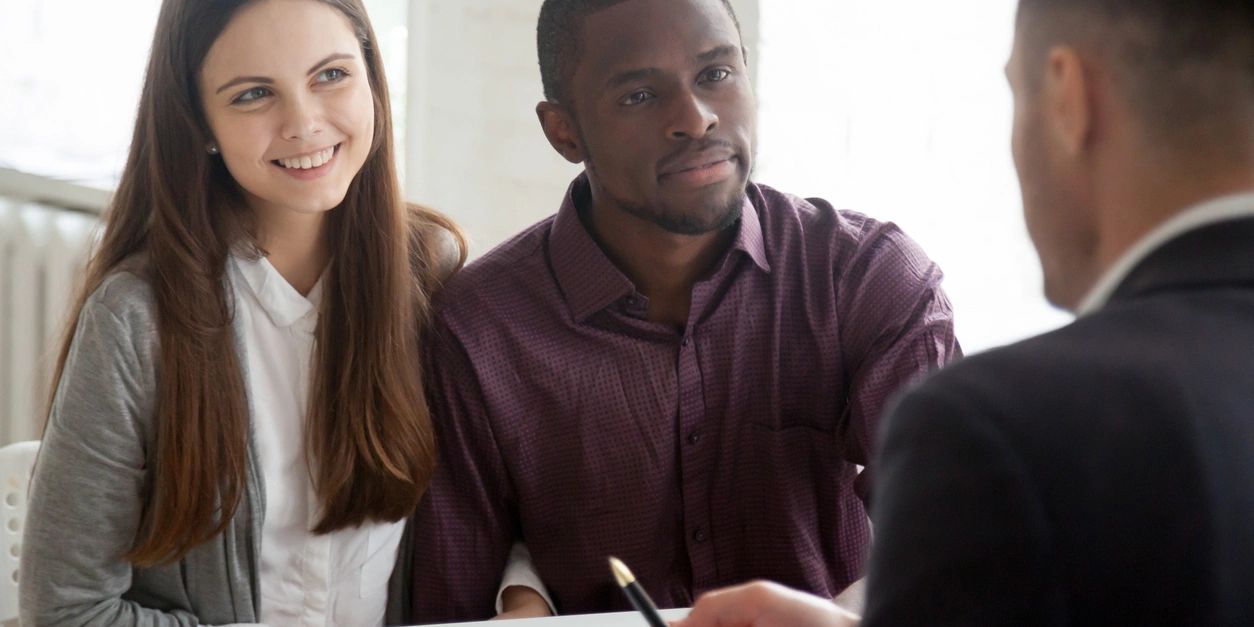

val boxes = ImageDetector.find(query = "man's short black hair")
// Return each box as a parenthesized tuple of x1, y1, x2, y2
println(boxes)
(1017, 0, 1253, 148)
(537, 0, 742, 105)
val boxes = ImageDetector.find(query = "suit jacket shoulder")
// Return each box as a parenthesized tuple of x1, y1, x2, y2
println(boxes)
(867, 277, 1254, 625)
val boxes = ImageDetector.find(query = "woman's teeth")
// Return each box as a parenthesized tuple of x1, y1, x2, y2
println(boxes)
(278, 146, 334, 170)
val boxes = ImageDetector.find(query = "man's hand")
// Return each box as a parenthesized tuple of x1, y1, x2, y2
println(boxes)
(673, 581, 860, 627)
(493, 585, 554, 620)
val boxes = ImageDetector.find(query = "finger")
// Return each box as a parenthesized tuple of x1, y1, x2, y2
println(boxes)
(681, 582, 772, 627)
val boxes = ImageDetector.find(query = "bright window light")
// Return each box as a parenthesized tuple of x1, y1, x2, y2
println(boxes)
(754, 0, 1071, 352)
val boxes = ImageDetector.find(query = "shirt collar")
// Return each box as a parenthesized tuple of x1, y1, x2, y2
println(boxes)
(737, 184, 772, 275)
(230, 253, 323, 328)
(1076, 191, 1254, 315)
(549, 174, 771, 323)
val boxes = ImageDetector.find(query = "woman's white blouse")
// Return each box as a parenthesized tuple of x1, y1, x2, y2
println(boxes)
(228, 256, 548, 627)
(231, 254, 396, 627)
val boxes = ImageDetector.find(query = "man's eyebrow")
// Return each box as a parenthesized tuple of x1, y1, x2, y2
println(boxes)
(696, 44, 740, 63)
(603, 45, 741, 90)
(606, 67, 661, 89)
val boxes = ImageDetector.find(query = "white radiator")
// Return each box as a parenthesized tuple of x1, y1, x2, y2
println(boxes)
(0, 198, 99, 446)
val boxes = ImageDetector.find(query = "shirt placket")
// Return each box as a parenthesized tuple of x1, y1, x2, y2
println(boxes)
(300, 480, 331, 626)
(677, 288, 717, 590)
(296, 327, 328, 627)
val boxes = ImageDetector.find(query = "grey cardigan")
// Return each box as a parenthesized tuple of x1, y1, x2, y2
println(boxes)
(18, 267, 415, 626)
(21, 268, 266, 625)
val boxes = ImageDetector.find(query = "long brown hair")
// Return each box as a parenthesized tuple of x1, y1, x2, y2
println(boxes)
(46, 0, 464, 565)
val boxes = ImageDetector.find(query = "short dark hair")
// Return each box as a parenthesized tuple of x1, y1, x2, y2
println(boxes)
(1017, 0, 1253, 148)
(537, 0, 742, 105)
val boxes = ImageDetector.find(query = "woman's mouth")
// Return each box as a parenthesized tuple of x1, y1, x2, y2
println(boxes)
(271, 144, 341, 180)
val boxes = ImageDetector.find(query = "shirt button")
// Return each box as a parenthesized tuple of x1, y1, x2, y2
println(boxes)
(692, 528, 707, 543)
(688, 432, 701, 445)
(681, 337, 691, 347)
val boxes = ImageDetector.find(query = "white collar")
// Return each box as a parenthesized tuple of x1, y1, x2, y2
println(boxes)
(1076, 191, 1254, 315)
(230, 253, 324, 328)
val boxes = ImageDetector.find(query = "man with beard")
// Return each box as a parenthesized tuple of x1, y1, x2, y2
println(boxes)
(405, 0, 959, 621)
(674, 0, 1254, 625)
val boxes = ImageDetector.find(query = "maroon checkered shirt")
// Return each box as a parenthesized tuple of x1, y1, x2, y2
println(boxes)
(409, 175, 960, 621)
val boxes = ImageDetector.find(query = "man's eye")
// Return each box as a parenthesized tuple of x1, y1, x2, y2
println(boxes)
(622, 90, 655, 106)
(232, 87, 270, 104)
(703, 69, 731, 83)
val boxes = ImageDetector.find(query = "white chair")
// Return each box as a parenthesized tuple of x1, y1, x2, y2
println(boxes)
(0, 440, 39, 624)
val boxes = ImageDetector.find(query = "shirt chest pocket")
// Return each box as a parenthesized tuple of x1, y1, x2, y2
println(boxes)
(757, 398, 841, 434)
(777, 371, 847, 433)
(359, 522, 404, 598)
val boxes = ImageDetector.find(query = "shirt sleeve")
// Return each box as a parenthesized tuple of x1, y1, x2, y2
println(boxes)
(493, 542, 555, 614)
(862, 380, 1057, 626)
(20, 297, 200, 627)
(408, 315, 520, 622)
(836, 222, 961, 505)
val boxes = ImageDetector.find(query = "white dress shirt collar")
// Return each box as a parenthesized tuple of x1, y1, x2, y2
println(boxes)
(232, 253, 324, 328)
(1076, 191, 1254, 316)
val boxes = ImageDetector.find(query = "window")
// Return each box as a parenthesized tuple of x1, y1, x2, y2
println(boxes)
(754, 0, 1070, 351)
(0, 1, 162, 186)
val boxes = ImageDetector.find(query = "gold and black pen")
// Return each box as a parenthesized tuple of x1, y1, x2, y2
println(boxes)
(609, 556, 667, 627)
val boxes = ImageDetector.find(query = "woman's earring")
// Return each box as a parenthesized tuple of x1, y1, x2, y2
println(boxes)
(207, 144, 220, 155)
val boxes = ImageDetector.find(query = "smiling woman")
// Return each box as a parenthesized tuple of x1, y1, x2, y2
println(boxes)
(15, 0, 473, 625)
(199, 1, 377, 228)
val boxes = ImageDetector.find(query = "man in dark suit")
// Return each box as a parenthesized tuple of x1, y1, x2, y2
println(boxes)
(676, 0, 1254, 625)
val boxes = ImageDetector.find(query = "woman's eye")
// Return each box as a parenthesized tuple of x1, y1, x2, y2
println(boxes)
(232, 87, 270, 104)
(316, 68, 348, 83)
(622, 90, 654, 106)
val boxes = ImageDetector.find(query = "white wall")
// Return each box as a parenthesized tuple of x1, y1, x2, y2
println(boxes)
(404, 0, 759, 256)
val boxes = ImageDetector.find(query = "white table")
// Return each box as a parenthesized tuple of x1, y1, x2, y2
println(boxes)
(423, 608, 690, 626)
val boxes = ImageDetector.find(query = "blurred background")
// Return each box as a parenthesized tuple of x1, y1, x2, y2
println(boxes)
(0, 0, 1070, 445)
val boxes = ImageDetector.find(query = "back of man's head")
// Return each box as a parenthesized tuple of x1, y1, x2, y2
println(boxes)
(1017, 0, 1253, 156)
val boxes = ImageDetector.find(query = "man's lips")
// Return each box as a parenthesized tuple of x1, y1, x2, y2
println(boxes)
(658, 150, 737, 179)
(658, 155, 738, 188)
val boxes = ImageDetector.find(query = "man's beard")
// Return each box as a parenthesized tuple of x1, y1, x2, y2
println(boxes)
(585, 159, 746, 235)
(617, 188, 745, 235)
(577, 118, 751, 235)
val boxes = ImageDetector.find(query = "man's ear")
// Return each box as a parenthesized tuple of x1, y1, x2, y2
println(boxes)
(1043, 46, 1093, 157)
(536, 101, 587, 165)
